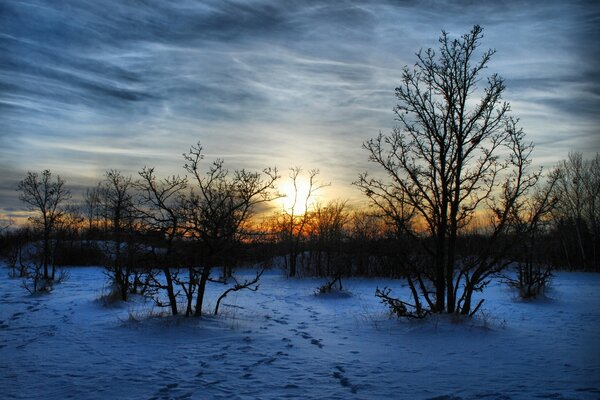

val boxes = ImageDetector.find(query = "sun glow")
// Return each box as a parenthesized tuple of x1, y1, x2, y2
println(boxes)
(278, 179, 313, 215)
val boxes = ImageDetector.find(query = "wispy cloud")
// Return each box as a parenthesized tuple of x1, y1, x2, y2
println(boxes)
(1, 0, 598, 213)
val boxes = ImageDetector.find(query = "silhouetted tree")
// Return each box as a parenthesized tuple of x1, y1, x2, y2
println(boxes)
(502, 171, 559, 298)
(347, 210, 386, 276)
(356, 25, 539, 316)
(17, 169, 71, 280)
(309, 200, 350, 291)
(274, 167, 327, 277)
(137, 167, 187, 315)
(551, 152, 600, 271)
(83, 185, 103, 240)
(101, 170, 137, 301)
(181, 143, 279, 317)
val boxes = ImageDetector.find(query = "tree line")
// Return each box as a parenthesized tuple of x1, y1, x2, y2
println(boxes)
(1, 26, 598, 318)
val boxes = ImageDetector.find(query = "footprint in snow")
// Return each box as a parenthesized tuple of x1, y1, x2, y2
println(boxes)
(332, 365, 358, 394)
(10, 312, 24, 320)
(298, 331, 311, 339)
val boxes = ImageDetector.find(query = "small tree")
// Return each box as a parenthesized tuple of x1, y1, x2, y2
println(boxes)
(347, 210, 386, 276)
(356, 26, 539, 316)
(551, 152, 600, 271)
(502, 171, 559, 298)
(17, 170, 71, 280)
(101, 170, 138, 301)
(83, 185, 103, 241)
(181, 143, 279, 317)
(137, 167, 188, 315)
(274, 167, 328, 277)
(309, 200, 350, 291)
(2, 226, 30, 278)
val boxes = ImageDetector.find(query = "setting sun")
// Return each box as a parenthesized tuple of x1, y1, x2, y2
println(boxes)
(278, 179, 313, 215)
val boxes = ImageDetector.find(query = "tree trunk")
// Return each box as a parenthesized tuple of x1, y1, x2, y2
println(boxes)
(289, 250, 297, 277)
(460, 284, 474, 316)
(194, 267, 211, 317)
(446, 222, 458, 314)
(163, 267, 178, 316)
(435, 223, 447, 312)
(185, 268, 194, 317)
(43, 229, 50, 280)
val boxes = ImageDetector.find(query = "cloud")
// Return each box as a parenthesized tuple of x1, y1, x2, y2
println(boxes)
(1, 0, 599, 216)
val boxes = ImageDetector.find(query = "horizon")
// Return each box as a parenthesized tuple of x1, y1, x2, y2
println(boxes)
(1, 0, 599, 222)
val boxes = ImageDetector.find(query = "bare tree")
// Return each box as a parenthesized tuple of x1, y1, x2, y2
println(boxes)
(181, 143, 279, 317)
(137, 167, 187, 315)
(17, 170, 71, 280)
(101, 170, 138, 301)
(274, 167, 328, 277)
(1, 225, 30, 278)
(552, 152, 600, 271)
(356, 26, 540, 316)
(502, 171, 559, 298)
(83, 185, 102, 240)
(309, 200, 350, 291)
(347, 210, 386, 276)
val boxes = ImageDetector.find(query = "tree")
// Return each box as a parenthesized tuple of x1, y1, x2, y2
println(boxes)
(181, 143, 279, 317)
(551, 152, 600, 271)
(101, 170, 137, 301)
(137, 167, 188, 315)
(83, 185, 103, 240)
(356, 25, 539, 316)
(309, 200, 350, 290)
(274, 167, 328, 277)
(502, 171, 559, 298)
(347, 210, 386, 276)
(17, 169, 71, 280)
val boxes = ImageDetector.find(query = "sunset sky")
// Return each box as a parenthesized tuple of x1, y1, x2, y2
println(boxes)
(1, 0, 599, 220)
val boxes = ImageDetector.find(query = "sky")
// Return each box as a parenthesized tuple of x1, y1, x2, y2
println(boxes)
(1, 0, 599, 220)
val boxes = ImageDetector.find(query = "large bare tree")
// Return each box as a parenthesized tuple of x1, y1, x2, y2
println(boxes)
(17, 169, 71, 280)
(356, 26, 539, 316)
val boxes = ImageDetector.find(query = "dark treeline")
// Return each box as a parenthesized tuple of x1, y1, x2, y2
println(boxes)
(1, 152, 598, 276)
(1, 151, 598, 316)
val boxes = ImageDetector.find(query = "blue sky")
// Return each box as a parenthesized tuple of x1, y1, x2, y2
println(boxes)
(1, 0, 599, 218)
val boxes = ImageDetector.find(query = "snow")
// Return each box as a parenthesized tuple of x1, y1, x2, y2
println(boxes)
(1, 265, 599, 399)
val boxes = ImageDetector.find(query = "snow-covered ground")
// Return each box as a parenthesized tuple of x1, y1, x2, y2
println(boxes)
(1, 265, 599, 400)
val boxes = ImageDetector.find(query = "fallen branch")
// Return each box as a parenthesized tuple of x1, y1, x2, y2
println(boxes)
(214, 269, 264, 315)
